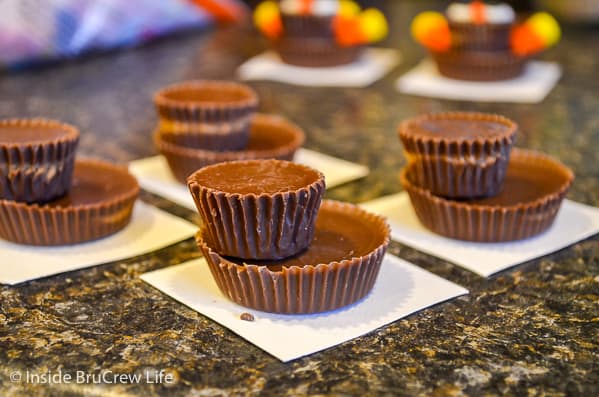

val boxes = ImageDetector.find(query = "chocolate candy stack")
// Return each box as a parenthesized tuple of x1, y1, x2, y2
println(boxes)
(153, 80, 304, 183)
(0, 119, 79, 204)
(0, 119, 139, 245)
(187, 159, 390, 314)
(412, 2, 561, 81)
(398, 111, 574, 242)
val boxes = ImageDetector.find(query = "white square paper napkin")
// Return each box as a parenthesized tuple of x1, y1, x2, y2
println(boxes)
(129, 149, 369, 210)
(238, 48, 400, 87)
(0, 202, 197, 285)
(141, 254, 468, 362)
(361, 193, 599, 277)
(396, 59, 561, 103)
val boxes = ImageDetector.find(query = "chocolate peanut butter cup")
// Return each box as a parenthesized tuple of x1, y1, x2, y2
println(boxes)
(196, 200, 390, 314)
(159, 124, 250, 152)
(281, 13, 334, 37)
(398, 112, 518, 199)
(0, 159, 139, 245)
(274, 38, 362, 68)
(401, 149, 574, 242)
(156, 114, 305, 183)
(188, 159, 325, 260)
(0, 118, 79, 203)
(448, 22, 513, 51)
(154, 80, 258, 151)
(274, 14, 362, 67)
(432, 50, 526, 81)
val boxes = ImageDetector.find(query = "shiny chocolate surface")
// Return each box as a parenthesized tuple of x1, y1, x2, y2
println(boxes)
(191, 159, 320, 195)
(48, 161, 137, 208)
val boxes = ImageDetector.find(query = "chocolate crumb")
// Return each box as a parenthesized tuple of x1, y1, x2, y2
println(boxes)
(240, 313, 255, 322)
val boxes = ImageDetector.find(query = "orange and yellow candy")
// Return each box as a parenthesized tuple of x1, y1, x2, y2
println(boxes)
(511, 12, 560, 56)
(411, 11, 451, 52)
(334, 6, 388, 46)
(254, 1, 282, 39)
(338, 0, 360, 17)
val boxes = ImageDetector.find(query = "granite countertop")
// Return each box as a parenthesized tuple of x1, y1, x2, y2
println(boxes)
(1, 1, 597, 395)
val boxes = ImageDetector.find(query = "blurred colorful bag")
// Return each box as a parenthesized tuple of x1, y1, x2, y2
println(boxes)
(0, 0, 246, 68)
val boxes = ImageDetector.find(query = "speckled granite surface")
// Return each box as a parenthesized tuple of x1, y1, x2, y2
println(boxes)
(1, 1, 598, 396)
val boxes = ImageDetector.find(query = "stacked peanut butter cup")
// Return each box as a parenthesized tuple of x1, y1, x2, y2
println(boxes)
(0, 119, 139, 245)
(433, 14, 525, 81)
(273, 12, 362, 67)
(399, 112, 574, 242)
(187, 159, 390, 314)
(153, 80, 304, 183)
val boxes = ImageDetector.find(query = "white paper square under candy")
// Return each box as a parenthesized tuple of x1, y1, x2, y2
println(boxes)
(129, 150, 369, 210)
(238, 48, 400, 87)
(0, 202, 197, 285)
(361, 192, 599, 277)
(140, 254, 468, 362)
(396, 59, 561, 103)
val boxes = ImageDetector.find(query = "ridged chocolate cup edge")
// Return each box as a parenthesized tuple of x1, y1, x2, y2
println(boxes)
(196, 200, 391, 314)
(399, 111, 518, 149)
(274, 38, 362, 67)
(431, 50, 527, 81)
(153, 80, 258, 124)
(155, 113, 305, 183)
(0, 118, 80, 203)
(447, 21, 513, 51)
(399, 155, 510, 199)
(159, 126, 250, 152)
(400, 149, 574, 242)
(188, 159, 325, 260)
(0, 159, 139, 246)
(398, 112, 518, 198)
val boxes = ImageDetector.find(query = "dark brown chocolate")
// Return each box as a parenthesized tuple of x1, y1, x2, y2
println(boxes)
(188, 159, 325, 260)
(273, 14, 362, 67)
(159, 125, 249, 152)
(156, 113, 305, 183)
(448, 21, 513, 51)
(432, 50, 526, 81)
(274, 38, 362, 67)
(0, 159, 139, 246)
(401, 149, 574, 242)
(281, 13, 334, 37)
(153, 80, 258, 127)
(409, 119, 510, 139)
(0, 118, 79, 203)
(190, 160, 321, 195)
(400, 112, 517, 145)
(0, 126, 67, 143)
(398, 112, 517, 199)
(196, 200, 390, 314)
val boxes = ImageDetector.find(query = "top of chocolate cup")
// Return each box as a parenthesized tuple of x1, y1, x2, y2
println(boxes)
(187, 159, 326, 260)
(0, 118, 80, 147)
(154, 80, 259, 123)
(187, 158, 324, 196)
(399, 112, 517, 143)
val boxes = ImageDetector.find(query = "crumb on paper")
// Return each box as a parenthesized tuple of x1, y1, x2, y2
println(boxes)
(240, 312, 255, 322)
